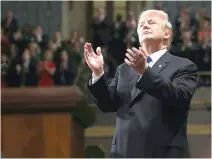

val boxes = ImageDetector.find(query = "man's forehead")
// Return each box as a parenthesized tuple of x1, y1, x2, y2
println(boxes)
(139, 12, 165, 22)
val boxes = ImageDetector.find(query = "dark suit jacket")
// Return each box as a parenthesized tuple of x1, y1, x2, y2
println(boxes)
(88, 52, 198, 158)
(20, 61, 38, 86)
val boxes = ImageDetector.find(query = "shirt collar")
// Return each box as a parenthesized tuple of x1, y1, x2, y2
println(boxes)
(149, 48, 167, 65)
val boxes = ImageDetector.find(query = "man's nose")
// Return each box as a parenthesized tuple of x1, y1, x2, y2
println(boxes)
(143, 22, 150, 29)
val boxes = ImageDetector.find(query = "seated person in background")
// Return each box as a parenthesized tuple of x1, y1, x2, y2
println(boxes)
(54, 50, 76, 86)
(20, 48, 37, 87)
(198, 17, 211, 42)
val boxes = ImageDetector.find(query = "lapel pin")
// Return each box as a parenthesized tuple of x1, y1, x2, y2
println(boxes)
(159, 65, 162, 68)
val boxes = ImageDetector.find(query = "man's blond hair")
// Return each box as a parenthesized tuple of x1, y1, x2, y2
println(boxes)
(138, 10, 173, 49)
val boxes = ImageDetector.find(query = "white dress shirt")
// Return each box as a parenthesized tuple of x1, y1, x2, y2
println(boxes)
(92, 48, 167, 84)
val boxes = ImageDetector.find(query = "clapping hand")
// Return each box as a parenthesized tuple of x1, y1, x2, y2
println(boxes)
(84, 43, 104, 76)
(125, 47, 148, 74)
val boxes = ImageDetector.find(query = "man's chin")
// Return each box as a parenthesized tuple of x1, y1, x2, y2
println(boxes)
(141, 37, 154, 43)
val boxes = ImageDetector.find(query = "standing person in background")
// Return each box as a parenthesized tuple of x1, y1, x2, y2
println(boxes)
(124, 11, 139, 48)
(1, 10, 18, 36)
(110, 14, 127, 65)
(91, 8, 112, 51)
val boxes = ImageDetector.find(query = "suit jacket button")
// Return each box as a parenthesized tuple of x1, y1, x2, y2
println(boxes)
(129, 112, 135, 116)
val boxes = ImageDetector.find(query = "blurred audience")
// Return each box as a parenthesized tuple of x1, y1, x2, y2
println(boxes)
(1, 6, 211, 89)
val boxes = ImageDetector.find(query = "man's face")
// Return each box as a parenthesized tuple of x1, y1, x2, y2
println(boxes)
(137, 12, 167, 45)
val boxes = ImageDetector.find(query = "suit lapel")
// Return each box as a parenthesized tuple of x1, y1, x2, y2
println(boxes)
(151, 52, 171, 73)
(130, 52, 171, 104)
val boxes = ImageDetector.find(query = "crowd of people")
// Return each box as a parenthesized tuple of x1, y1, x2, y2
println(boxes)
(1, 6, 211, 90)
(1, 10, 85, 88)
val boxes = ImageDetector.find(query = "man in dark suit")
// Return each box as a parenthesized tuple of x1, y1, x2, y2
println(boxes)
(1, 10, 18, 36)
(91, 8, 112, 51)
(84, 10, 198, 158)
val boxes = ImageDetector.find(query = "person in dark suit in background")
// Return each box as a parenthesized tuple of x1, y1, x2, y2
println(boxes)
(54, 50, 77, 86)
(84, 9, 198, 158)
(91, 8, 112, 51)
(1, 10, 18, 37)
(110, 14, 127, 66)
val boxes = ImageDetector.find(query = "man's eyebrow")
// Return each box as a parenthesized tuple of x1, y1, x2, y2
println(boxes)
(139, 19, 154, 24)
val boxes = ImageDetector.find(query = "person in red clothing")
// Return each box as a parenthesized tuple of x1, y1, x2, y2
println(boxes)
(198, 18, 211, 42)
(37, 49, 55, 87)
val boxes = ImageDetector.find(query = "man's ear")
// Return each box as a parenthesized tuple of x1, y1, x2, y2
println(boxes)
(164, 29, 171, 40)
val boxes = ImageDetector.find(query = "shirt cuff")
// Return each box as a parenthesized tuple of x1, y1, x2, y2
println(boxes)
(137, 63, 149, 82)
(92, 71, 104, 84)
